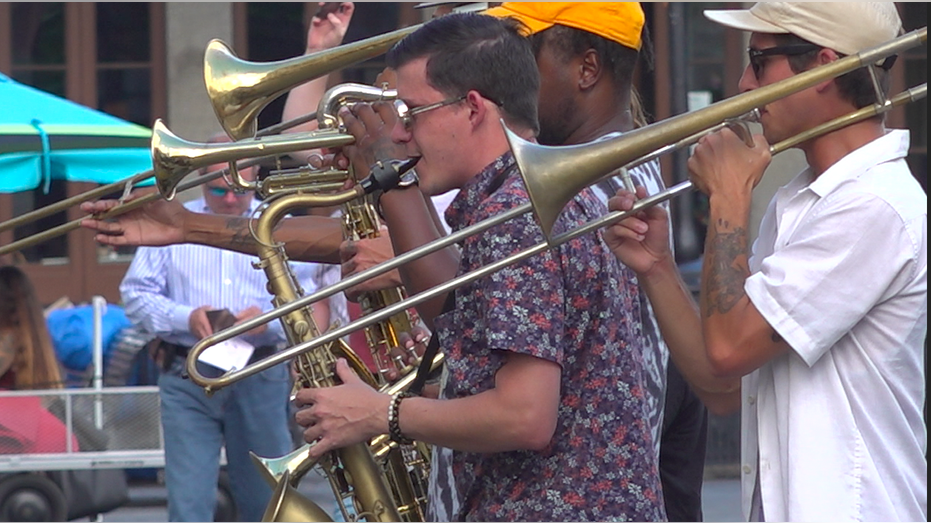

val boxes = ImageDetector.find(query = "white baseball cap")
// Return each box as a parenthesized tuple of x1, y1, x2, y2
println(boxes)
(704, 2, 903, 56)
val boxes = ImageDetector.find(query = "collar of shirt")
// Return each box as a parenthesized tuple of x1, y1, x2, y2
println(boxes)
(444, 151, 517, 232)
(806, 129, 910, 198)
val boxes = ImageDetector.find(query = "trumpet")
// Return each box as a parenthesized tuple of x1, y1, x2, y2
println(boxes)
(151, 120, 356, 200)
(180, 27, 926, 395)
(222, 83, 398, 195)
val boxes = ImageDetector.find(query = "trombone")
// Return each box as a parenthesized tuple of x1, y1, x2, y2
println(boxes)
(181, 27, 927, 393)
(205, 25, 418, 140)
(0, 111, 323, 258)
(0, 20, 416, 256)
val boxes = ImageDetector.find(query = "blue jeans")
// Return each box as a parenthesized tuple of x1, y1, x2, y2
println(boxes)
(159, 360, 292, 522)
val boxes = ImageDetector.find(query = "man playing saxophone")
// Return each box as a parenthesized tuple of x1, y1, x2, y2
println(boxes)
(293, 13, 664, 521)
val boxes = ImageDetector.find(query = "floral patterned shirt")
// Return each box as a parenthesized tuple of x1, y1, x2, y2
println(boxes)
(427, 152, 665, 522)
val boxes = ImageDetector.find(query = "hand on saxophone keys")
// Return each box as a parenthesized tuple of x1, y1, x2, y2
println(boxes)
(294, 358, 393, 459)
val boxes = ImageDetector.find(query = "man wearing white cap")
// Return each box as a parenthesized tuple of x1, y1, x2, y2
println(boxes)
(606, 3, 926, 522)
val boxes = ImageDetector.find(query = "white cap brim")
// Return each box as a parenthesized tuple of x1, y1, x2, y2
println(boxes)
(703, 9, 789, 35)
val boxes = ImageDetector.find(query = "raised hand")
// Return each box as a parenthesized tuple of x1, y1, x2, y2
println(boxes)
(382, 324, 431, 382)
(334, 101, 410, 180)
(307, 3, 355, 52)
(80, 190, 190, 247)
(687, 126, 771, 199)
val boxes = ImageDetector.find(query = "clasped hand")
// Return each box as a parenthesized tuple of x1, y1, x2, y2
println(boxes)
(687, 126, 772, 198)
(328, 101, 411, 181)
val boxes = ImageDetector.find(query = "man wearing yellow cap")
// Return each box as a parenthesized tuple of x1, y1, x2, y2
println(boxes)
(330, 3, 705, 519)
(484, 3, 708, 521)
(607, 3, 926, 521)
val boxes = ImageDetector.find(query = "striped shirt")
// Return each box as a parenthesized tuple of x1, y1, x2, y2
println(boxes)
(120, 197, 324, 349)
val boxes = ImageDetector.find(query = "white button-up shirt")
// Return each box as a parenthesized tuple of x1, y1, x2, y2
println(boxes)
(742, 130, 927, 521)
(121, 198, 324, 349)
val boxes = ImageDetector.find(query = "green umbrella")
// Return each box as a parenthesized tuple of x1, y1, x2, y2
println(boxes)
(0, 72, 153, 193)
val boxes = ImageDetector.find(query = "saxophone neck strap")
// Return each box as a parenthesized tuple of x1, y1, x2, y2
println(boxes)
(409, 290, 455, 396)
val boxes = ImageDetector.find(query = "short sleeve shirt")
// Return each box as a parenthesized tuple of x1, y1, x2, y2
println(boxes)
(427, 152, 665, 522)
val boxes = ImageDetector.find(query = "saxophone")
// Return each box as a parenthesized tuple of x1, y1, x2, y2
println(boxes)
(323, 83, 431, 520)
(250, 190, 407, 522)
(248, 85, 434, 522)
(317, 83, 426, 384)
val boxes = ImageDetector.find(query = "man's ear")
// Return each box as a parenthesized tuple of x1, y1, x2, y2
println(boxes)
(579, 48, 603, 91)
(814, 48, 841, 94)
(465, 90, 488, 128)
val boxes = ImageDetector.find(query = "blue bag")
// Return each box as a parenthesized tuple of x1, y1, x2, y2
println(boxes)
(46, 305, 131, 371)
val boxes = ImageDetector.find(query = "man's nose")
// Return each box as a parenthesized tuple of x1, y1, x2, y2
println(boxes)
(390, 119, 411, 144)
(738, 64, 758, 93)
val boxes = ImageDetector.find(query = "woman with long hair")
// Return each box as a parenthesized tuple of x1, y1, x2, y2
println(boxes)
(0, 265, 76, 454)
(0, 265, 64, 390)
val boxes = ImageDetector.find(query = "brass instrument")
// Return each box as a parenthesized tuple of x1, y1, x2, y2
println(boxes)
(0, 21, 419, 256)
(205, 25, 419, 141)
(0, 111, 320, 257)
(151, 120, 355, 200)
(241, 184, 407, 522)
(314, 83, 424, 383)
(247, 83, 431, 522)
(324, 85, 432, 521)
(148, 129, 426, 520)
(178, 27, 926, 397)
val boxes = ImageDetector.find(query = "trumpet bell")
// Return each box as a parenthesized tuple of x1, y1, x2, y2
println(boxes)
(262, 470, 334, 522)
(152, 120, 197, 200)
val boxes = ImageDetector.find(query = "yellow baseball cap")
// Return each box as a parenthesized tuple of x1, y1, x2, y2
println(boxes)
(485, 2, 644, 50)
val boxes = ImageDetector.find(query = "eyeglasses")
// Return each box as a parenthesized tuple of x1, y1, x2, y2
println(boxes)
(207, 186, 251, 197)
(394, 95, 467, 131)
(748, 44, 820, 79)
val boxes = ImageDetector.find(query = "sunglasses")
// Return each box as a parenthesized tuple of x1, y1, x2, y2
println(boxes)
(748, 44, 821, 79)
(207, 186, 251, 197)
(394, 95, 467, 131)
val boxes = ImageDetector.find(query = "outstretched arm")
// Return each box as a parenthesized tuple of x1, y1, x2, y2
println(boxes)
(81, 195, 345, 263)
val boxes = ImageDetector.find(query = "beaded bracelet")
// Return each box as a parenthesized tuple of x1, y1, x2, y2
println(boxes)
(388, 392, 414, 445)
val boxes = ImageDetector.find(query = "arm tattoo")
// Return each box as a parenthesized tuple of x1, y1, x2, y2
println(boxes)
(225, 217, 255, 251)
(703, 218, 750, 316)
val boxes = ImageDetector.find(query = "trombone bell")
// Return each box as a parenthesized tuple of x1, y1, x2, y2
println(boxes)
(205, 25, 419, 141)
(151, 119, 355, 200)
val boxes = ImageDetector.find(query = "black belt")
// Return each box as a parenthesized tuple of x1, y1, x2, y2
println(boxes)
(160, 340, 276, 372)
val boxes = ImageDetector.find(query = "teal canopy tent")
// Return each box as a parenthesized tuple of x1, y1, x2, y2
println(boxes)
(0, 73, 154, 193)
